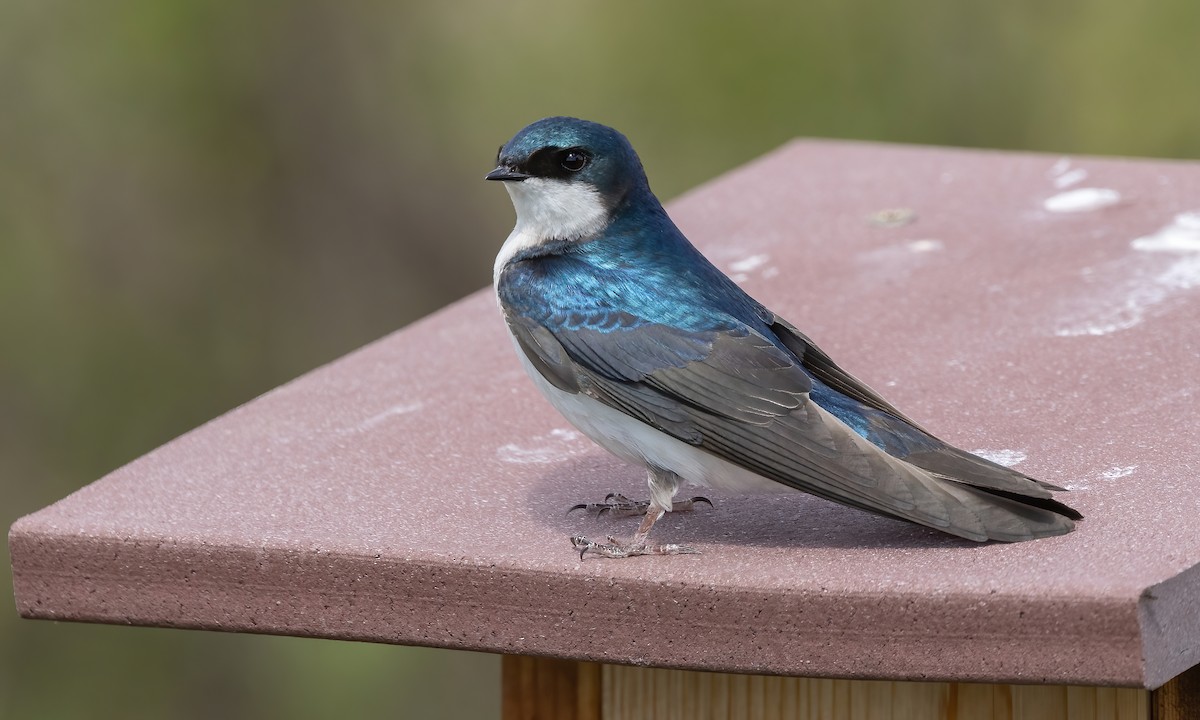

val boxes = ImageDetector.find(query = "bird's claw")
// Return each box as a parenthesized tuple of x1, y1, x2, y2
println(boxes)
(567, 493, 644, 517)
(570, 535, 700, 560)
(678, 496, 713, 511)
(567, 493, 713, 518)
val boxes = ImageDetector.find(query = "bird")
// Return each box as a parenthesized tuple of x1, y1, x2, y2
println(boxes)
(486, 117, 1081, 558)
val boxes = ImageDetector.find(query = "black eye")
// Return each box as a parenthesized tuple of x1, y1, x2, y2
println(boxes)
(561, 150, 588, 172)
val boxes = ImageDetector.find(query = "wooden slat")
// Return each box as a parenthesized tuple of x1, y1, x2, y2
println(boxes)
(502, 655, 601, 720)
(955, 683, 994, 720)
(597, 665, 1150, 720)
(501, 658, 1169, 719)
(1152, 663, 1200, 720)
(1011, 685, 1067, 720)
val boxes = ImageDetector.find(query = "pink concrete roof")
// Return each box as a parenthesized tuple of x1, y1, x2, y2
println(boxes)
(10, 141, 1200, 688)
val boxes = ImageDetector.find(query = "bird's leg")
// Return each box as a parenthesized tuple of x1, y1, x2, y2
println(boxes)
(570, 469, 703, 559)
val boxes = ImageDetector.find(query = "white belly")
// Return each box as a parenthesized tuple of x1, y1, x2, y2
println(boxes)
(507, 332, 786, 498)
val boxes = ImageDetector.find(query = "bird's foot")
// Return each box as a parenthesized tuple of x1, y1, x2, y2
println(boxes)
(567, 493, 712, 518)
(570, 535, 700, 560)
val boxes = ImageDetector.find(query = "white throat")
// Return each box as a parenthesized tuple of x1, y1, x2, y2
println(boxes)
(492, 177, 608, 286)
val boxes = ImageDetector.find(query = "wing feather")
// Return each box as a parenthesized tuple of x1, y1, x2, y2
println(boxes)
(508, 303, 1077, 540)
(768, 315, 1074, 500)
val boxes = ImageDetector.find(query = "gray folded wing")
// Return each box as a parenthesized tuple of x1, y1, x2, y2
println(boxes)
(508, 314, 1077, 542)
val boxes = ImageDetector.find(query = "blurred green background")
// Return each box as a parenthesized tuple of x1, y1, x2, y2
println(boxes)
(2, 1, 1197, 717)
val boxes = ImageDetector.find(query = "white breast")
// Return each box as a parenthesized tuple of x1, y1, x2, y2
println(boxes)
(492, 177, 609, 286)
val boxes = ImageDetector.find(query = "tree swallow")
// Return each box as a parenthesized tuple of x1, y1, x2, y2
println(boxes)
(487, 117, 1081, 558)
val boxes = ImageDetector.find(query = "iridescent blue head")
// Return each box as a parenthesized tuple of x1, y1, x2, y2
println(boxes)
(487, 117, 648, 200)
(486, 118, 655, 254)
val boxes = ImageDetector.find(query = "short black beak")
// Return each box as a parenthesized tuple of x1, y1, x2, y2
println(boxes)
(485, 166, 530, 182)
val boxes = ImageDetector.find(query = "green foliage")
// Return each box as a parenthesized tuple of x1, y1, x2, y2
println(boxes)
(1, 1, 1197, 717)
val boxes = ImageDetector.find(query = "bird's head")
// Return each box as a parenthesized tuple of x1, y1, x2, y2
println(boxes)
(486, 117, 650, 244)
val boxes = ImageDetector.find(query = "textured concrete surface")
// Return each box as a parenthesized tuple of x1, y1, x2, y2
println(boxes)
(10, 141, 1200, 688)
